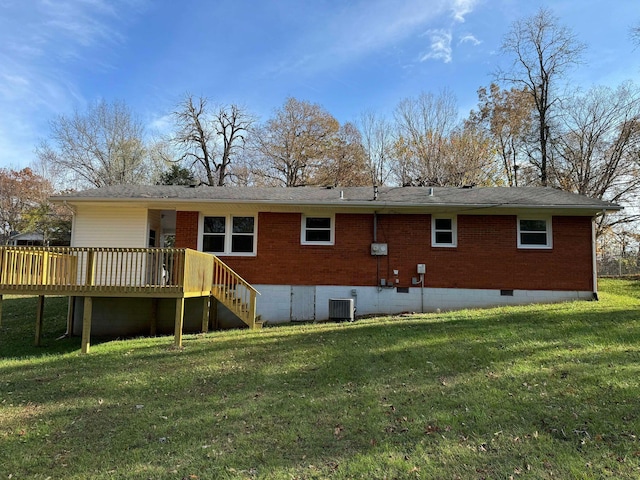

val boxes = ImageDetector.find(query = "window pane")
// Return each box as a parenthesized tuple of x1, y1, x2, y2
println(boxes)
(306, 230, 331, 242)
(434, 218, 452, 230)
(231, 235, 254, 252)
(306, 217, 331, 229)
(521, 232, 548, 245)
(233, 216, 254, 234)
(203, 235, 225, 252)
(204, 216, 225, 234)
(520, 219, 546, 232)
(435, 231, 453, 244)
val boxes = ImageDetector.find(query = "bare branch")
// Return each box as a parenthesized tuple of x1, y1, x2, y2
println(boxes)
(496, 7, 585, 186)
(36, 100, 148, 189)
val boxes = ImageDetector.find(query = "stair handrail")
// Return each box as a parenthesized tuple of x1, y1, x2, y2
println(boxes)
(210, 254, 260, 328)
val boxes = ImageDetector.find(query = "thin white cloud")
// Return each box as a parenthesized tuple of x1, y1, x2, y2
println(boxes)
(412, 0, 480, 64)
(263, 0, 454, 76)
(451, 0, 479, 22)
(419, 29, 453, 63)
(0, 0, 146, 167)
(459, 34, 482, 46)
(148, 114, 174, 137)
(333, 1, 445, 57)
(271, 0, 480, 72)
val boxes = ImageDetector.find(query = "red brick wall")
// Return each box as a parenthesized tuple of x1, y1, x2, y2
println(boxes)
(419, 215, 593, 291)
(175, 211, 198, 249)
(176, 211, 594, 291)
(228, 213, 379, 286)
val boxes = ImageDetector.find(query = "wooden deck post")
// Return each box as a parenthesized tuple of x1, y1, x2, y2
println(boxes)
(35, 295, 45, 346)
(150, 298, 158, 336)
(174, 297, 184, 348)
(81, 297, 93, 354)
(66, 297, 76, 337)
(0, 294, 3, 327)
(209, 296, 219, 330)
(201, 297, 210, 333)
(248, 292, 257, 329)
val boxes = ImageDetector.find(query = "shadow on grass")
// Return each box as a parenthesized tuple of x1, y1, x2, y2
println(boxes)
(0, 296, 83, 359)
(0, 296, 184, 360)
(1, 281, 639, 478)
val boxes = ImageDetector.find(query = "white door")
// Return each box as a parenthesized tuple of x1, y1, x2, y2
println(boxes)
(291, 286, 316, 321)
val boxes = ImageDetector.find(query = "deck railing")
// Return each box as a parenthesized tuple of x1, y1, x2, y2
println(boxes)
(0, 247, 184, 295)
(0, 246, 261, 355)
(182, 249, 215, 297)
(0, 246, 259, 328)
(211, 255, 260, 329)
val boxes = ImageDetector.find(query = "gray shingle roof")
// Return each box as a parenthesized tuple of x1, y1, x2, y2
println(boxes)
(52, 185, 621, 212)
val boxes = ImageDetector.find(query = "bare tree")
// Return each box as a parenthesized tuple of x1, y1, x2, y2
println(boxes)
(172, 94, 253, 186)
(632, 22, 640, 46)
(37, 100, 148, 188)
(358, 111, 394, 186)
(391, 90, 459, 186)
(250, 97, 340, 187)
(551, 83, 640, 232)
(313, 122, 370, 187)
(146, 138, 181, 184)
(468, 84, 535, 186)
(443, 123, 502, 187)
(497, 8, 585, 186)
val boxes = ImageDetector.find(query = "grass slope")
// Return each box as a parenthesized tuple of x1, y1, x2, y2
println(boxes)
(1, 280, 639, 479)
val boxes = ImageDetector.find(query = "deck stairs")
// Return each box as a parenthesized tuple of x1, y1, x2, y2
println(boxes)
(209, 255, 262, 329)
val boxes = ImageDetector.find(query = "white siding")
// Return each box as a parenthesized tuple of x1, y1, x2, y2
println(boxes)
(72, 205, 148, 248)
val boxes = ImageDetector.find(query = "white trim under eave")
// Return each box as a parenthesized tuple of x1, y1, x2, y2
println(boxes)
(49, 196, 622, 215)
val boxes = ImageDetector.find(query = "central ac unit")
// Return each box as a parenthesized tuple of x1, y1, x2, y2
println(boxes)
(328, 298, 355, 322)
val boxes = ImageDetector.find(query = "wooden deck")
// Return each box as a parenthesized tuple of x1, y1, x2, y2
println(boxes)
(0, 247, 260, 353)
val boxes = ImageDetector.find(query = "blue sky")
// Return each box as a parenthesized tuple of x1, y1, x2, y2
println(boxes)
(1, 0, 639, 170)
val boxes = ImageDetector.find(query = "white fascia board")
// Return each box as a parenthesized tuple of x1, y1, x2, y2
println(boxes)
(50, 196, 622, 216)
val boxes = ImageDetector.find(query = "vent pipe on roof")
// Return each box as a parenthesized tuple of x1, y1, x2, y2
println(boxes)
(373, 185, 379, 200)
(428, 187, 434, 197)
(340, 190, 344, 200)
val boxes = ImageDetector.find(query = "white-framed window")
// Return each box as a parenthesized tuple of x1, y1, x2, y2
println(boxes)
(201, 215, 257, 255)
(517, 217, 552, 249)
(301, 215, 334, 245)
(431, 215, 457, 247)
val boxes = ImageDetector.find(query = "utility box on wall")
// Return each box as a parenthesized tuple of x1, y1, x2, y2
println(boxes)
(371, 243, 388, 256)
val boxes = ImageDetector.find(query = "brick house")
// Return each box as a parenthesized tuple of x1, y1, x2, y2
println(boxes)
(50, 185, 619, 332)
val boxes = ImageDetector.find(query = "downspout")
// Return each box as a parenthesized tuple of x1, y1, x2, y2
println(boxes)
(420, 272, 424, 314)
(64, 200, 77, 337)
(374, 212, 380, 290)
(373, 211, 377, 242)
(592, 210, 605, 301)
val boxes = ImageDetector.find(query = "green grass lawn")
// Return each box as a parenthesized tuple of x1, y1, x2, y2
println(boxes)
(1, 280, 639, 479)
